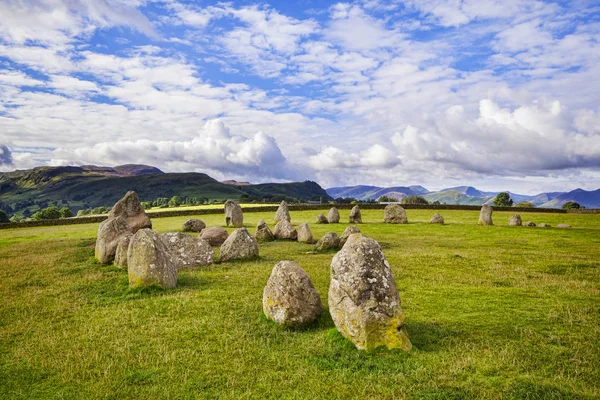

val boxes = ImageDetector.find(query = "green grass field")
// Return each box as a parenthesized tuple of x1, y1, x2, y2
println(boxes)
(1, 209, 599, 399)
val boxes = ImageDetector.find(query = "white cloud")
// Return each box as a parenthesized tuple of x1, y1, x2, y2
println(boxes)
(309, 144, 400, 170)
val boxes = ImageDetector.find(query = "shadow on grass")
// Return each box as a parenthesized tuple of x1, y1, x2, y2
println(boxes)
(258, 308, 336, 333)
(405, 320, 462, 352)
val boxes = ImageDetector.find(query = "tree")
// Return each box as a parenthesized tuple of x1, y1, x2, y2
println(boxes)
(402, 196, 429, 205)
(378, 195, 398, 203)
(141, 202, 153, 210)
(32, 206, 62, 220)
(494, 192, 513, 207)
(0, 210, 9, 223)
(562, 201, 582, 210)
(168, 196, 182, 207)
(60, 207, 73, 218)
(516, 201, 535, 208)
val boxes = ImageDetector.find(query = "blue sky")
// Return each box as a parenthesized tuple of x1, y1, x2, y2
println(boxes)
(0, 0, 599, 194)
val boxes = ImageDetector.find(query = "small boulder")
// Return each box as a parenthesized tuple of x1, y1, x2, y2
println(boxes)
(297, 223, 315, 244)
(327, 207, 340, 223)
(508, 214, 522, 226)
(263, 261, 322, 327)
(316, 213, 328, 224)
(478, 204, 493, 226)
(220, 227, 259, 262)
(557, 224, 571, 228)
(183, 219, 206, 232)
(128, 229, 177, 289)
(255, 219, 275, 241)
(523, 221, 536, 227)
(224, 200, 243, 228)
(114, 232, 133, 269)
(108, 190, 152, 233)
(349, 205, 362, 224)
(384, 204, 408, 224)
(339, 225, 361, 248)
(315, 232, 340, 251)
(538, 223, 551, 228)
(161, 232, 214, 269)
(274, 219, 298, 240)
(430, 213, 444, 224)
(95, 216, 130, 263)
(329, 234, 411, 351)
(274, 200, 291, 223)
(200, 227, 229, 246)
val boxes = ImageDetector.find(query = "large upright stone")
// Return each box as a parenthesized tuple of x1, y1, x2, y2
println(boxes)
(263, 261, 322, 327)
(274, 201, 291, 223)
(478, 204, 493, 226)
(315, 232, 340, 251)
(128, 229, 177, 289)
(161, 232, 214, 269)
(349, 205, 362, 224)
(255, 219, 275, 241)
(329, 234, 411, 351)
(339, 225, 360, 248)
(183, 219, 206, 232)
(224, 200, 243, 227)
(114, 232, 133, 269)
(95, 216, 130, 263)
(108, 191, 151, 233)
(297, 223, 315, 244)
(274, 219, 297, 240)
(316, 213, 328, 224)
(430, 213, 444, 224)
(327, 207, 340, 223)
(508, 214, 522, 226)
(384, 204, 408, 224)
(220, 227, 259, 262)
(200, 227, 229, 246)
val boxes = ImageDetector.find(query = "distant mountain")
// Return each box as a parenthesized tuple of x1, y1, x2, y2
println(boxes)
(221, 180, 251, 186)
(0, 165, 332, 217)
(540, 188, 600, 209)
(327, 185, 427, 201)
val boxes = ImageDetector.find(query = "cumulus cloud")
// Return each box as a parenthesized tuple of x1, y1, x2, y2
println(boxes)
(309, 144, 400, 170)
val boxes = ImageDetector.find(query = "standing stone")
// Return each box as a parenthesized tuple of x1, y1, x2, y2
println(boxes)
(384, 204, 408, 224)
(315, 232, 340, 251)
(95, 216, 130, 263)
(274, 200, 291, 223)
(316, 213, 328, 224)
(349, 205, 362, 224)
(339, 225, 361, 248)
(200, 227, 229, 246)
(478, 204, 493, 226)
(224, 200, 243, 227)
(524, 221, 536, 227)
(508, 214, 522, 226)
(108, 190, 152, 233)
(329, 234, 411, 351)
(255, 219, 275, 241)
(128, 229, 177, 289)
(273, 219, 298, 240)
(430, 214, 444, 224)
(183, 219, 206, 232)
(557, 224, 571, 228)
(263, 261, 322, 327)
(161, 232, 214, 269)
(297, 223, 315, 244)
(538, 223, 551, 228)
(220, 227, 259, 262)
(114, 232, 133, 269)
(327, 207, 340, 223)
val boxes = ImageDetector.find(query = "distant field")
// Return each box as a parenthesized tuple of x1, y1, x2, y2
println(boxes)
(1, 209, 599, 399)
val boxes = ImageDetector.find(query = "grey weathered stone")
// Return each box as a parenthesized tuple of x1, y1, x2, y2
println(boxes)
(220, 227, 259, 262)
(430, 213, 444, 224)
(263, 260, 322, 327)
(183, 219, 206, 232)
(161, 232, 214, 269)
(329, 234, 411, 351)
(316, 213, 328, 224)
(224, 200, 243, 228)
(108, 190, 152, 233)
(384, 204, 408, 224)
(95, 216, 130, 263)
(339, 225, 361, 248)
(114, 232, 133, 269)
(128, 229, 177, 289)
(478, 204, 493, 226)
(315, 232, 340, 251)
(273, 219, 298, 240)
(255, 219, 275, 241)
(200, 226, 229, 246)
(523, 221, 536, 227)
(274, 200, 291, 223)
(508, 214, 522, 226)
(538, 223, 551, 228)
(297, 223, 315, 244)
(349, 205, 362, 224)
(557, 224, 571, 228)
(327, 207, 340, 223)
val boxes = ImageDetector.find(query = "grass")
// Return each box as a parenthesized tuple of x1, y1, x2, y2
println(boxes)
(0, 209, 599, 399)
